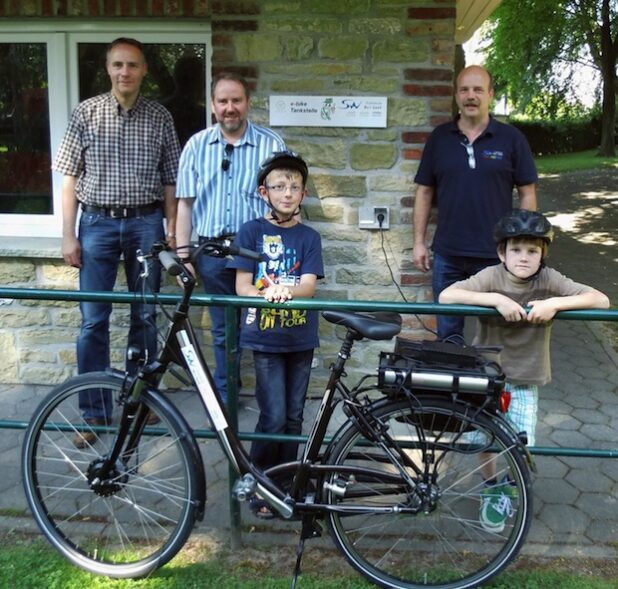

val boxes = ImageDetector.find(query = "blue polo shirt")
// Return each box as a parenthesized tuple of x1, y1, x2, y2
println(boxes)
(414, 117, 538, 258)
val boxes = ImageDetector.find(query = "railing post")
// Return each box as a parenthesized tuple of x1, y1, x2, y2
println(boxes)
(224, 304, 242, 549)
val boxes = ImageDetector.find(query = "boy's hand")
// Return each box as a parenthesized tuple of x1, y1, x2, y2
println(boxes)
(262, 285, 292, 302)
(495, 295, 528, 322)
(526, 299, 557, 323)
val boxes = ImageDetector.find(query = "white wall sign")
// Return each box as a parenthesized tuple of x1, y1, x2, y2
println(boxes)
(269, 95, 387, 128)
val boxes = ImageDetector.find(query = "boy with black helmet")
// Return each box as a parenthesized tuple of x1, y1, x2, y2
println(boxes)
(256, 151, 309, 224)
(228, 151, 324, 519)
(440, 209, 609, 532)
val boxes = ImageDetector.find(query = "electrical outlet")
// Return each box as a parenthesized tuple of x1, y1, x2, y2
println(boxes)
(358, 206, 390, 230)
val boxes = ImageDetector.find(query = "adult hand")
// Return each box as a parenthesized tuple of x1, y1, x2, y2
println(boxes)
(62, 235, 81, 268)
(413, 243, 432, 272)
(176, 260, 197, 288)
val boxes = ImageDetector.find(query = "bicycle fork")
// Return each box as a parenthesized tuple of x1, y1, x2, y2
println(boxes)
(85, 376, 152, 493)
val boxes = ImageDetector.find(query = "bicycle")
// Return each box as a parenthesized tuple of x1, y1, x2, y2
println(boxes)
(22, 240, 533, 589)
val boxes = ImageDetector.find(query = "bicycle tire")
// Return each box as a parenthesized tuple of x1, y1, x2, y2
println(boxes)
(323, 397, 532, 589)
(22, 372, 201, 578)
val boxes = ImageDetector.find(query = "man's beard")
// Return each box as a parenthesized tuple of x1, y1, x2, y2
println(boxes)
(219, 117, 245, 133)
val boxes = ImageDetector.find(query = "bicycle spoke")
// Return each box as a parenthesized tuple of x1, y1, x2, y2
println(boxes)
(325, 398, 531, 589)
(22, 374, 198, 578)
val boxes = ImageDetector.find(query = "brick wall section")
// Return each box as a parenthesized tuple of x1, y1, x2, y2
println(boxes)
(0, 0, 456, 388)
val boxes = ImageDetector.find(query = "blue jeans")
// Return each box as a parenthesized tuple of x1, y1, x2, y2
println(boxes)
(77, 209, 164, 420)
(250, 349, 314, 471)
(432, 253, 499, 343)
(195, 252, 240, 402)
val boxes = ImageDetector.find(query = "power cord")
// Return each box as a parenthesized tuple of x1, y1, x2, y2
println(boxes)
(376, 216, 437, 338)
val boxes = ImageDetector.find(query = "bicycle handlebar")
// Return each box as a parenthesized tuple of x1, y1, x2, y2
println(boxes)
(227, 243, 263, 262)
(159, 250, 184, 276)
(152, 240, 263, 280)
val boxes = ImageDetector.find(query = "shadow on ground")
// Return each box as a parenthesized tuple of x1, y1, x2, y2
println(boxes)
(539, 168, 617, 303)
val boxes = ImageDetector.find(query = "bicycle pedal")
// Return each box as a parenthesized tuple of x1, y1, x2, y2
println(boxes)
(231, 473, 257, 502)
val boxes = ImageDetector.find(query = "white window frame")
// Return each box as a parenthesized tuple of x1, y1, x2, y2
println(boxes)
(0, 20, 212, 238)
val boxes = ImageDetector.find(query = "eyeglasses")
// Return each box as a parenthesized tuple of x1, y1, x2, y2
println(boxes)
(266, 184, 304, 194)
(221, 143, 234, 171)
(461, 141, 476, 169)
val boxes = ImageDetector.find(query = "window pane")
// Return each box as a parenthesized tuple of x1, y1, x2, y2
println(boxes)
(78, 42, 207, 146)
(0, 43, 52, 214)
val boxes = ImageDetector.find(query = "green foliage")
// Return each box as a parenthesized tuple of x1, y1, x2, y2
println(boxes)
(535, 149, 618, 174)
(520, 93, 594, 120)
(509, 114, 602, 155)
(482, 0, 606, 117)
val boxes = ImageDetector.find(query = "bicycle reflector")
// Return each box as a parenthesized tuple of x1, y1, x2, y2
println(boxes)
(499, 389, 511, 413)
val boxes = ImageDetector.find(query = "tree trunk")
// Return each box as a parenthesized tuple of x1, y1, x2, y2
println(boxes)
(598, 0, 616, 157)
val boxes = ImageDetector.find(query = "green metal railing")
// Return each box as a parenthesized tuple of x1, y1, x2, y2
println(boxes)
(0, 287, 617, 543)
(0, 286, 615, 451)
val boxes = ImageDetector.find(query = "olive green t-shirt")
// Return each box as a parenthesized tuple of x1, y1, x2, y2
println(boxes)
(452, 265, 593, 385)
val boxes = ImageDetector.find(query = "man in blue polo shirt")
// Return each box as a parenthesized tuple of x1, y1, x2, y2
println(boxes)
(413, 65, 538, 343)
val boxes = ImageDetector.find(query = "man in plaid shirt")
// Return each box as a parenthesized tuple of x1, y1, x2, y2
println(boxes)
(53, 37, 181, 447)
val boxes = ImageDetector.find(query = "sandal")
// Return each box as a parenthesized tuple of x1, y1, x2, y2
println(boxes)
(249, 497, 275, 520)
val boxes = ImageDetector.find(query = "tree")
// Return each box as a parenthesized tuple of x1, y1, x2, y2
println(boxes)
(483, 0, 617, 156)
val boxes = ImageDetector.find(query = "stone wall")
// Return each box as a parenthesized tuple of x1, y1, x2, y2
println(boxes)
(0, 0, 456, 389)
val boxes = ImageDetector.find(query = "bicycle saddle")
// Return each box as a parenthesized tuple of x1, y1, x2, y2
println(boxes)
(322, 310, 402, 340)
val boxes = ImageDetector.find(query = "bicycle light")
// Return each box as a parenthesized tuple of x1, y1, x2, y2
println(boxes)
(499, 389, 512, 413)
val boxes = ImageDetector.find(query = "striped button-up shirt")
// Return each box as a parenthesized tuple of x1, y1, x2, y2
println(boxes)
(53, 92, 180, 207)
(176, 121, 286, 237)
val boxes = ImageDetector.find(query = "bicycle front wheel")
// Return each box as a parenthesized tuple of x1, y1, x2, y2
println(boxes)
(22, 372, 201, 578)
(324, 398, 532, 589)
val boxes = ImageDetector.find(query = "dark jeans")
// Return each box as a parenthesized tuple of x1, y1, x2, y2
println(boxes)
(195, 252, 240, 403)
(250, 349, 314, 471)
(432, 253, 499, 343)
(77, 209, 164, 420)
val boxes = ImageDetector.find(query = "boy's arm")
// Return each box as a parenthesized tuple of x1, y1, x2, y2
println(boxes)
(235, 270, 261, 297)
(261, 273, 318, 303)
(290, 274, 317, 298)
(439, 285, 528, 322)
(527, 288, 610, 323)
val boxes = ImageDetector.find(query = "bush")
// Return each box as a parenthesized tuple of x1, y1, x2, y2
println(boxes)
(508, 115, 602, 156)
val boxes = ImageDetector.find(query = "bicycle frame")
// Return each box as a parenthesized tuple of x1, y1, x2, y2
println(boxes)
(22, 242, 535, 588)
(101, 243, 531, 523)
(99, 246, 364, 521)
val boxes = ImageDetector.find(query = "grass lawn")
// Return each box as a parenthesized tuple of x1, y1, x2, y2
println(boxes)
(535, 149, 618, 175)
(1, 533, 617, 589)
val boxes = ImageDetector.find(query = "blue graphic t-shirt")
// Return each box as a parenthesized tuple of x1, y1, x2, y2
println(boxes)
(227, 217, 324, 353)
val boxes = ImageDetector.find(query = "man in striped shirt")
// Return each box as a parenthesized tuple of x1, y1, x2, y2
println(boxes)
(54, 38, 181, 445)
(176, 73, 286, 402)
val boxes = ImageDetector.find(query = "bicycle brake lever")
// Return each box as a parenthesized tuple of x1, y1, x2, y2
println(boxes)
(136, 249, 149, 279)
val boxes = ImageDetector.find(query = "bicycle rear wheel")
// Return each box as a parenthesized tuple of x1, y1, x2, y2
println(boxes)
(22, 372, 201, 578)
(324, 397, 532, 589)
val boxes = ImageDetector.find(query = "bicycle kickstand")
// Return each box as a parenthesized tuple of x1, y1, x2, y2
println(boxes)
(290, 537, 305, 589)
(290, 516, 322, 589)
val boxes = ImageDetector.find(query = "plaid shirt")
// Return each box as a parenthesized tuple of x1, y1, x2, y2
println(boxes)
(53, 92, 180, 207)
